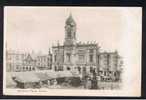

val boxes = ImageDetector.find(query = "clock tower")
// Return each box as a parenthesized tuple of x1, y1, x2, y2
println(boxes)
(64, 13, 76, 46)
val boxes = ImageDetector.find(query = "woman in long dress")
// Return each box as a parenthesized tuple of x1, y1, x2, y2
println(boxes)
(85, 77, 92, 89)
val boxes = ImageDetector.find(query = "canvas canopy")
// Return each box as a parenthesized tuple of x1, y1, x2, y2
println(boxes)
(12, 70, 80, 83)
(57, 71, 74, 78)
(13, 72, 40, 83)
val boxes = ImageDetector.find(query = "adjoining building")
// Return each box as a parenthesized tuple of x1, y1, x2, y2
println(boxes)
(6, 50, 28, 72)
(6, 50, 52, 72)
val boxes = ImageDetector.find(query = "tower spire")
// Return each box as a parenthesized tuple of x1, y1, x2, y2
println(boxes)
(64, 13, 77, 45)
(69, 12, 72, 18)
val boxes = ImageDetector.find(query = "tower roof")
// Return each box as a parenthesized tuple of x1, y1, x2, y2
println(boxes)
(65, 13, 76, 25)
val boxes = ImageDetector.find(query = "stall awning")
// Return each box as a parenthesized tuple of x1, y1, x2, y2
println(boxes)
(13, 72, 40, 83)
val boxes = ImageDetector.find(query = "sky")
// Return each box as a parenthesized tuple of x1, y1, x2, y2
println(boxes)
(4, 7, 141, 55)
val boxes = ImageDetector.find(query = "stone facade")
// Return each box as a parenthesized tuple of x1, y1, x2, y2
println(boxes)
(51, 14, 123, 79)
(6, 14, 123, 81)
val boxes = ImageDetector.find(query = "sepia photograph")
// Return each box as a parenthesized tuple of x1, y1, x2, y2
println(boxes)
(3, 7, 142, 96)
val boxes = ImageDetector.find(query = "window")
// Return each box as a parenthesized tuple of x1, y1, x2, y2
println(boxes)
(32, 67, 35, 70)
(16, 55, 19, 60)
(83, 67, 86, 72)
(58, 66, 63, 71)
(67, 53, 71, 62)
(68, 31, 71, 38)
(89, 49, 94, 53)
(78, 50, 84, 53)
(48, 65, 52, 70)
(78, 55, 84, 62)
(8, 56, 11, 60)
(54, 55, 57, 62)
(16, 65, 19, 70)
(29, 67, 31, 71)
(26, 67, 28, 70)
(21, 54, 25, 59)
(77, 67, 81, 73)
(67, 26, 72, 38)
(90, 67, 93, 73)
(55, 66, 57, 71)
(89, 55, 93, 62)
(67, 66, 71, 70)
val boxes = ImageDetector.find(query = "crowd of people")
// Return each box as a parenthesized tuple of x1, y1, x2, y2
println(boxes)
(82, 68, 98, 89)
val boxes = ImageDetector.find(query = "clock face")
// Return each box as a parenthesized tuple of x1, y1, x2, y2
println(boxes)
(70, 22, 74, 26)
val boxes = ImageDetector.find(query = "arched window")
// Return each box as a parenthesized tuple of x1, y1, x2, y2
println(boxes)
(77, 66, 81, 73)
(90, 66, 93, 73)
(89, 49, 94, 53)
(23, 67, 25, 71)
(54, 55, 57, 62)
(29, 67, 31, 71)
(32, 67, 35, 70)
(66, 26, 72, 38)
(89, 55, 93, 62)
(16, 65, 19, 70)
(55, 66, 57, 71)
(66, 53, 71, 62)
(78, 55, 84, 62)
(59, 66, 63, 71)
(83, 67, 86, 72)
(26, 67, 28, 70)
(67, 66, 70, 70)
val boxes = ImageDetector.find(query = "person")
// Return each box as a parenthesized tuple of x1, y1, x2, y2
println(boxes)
(53, 79, 57, 85)
(50, 79, 60, 89)
(47, 80, 50, 86)
(91, 76, 98, 89)
(83, 75, 87, 88)
(84, 76, 92, 89)
(91, 68, 98, 89)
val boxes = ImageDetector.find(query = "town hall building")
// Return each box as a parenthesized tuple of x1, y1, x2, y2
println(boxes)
(51, 14, 123, 78)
